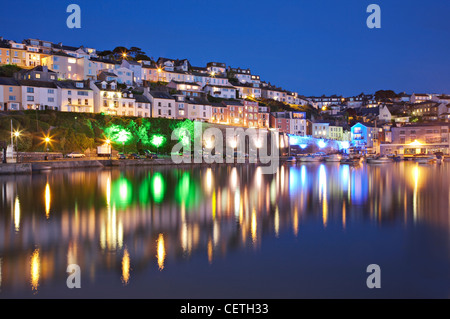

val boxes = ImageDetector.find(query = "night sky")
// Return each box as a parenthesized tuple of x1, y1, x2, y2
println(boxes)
(1, 0, 449, 96)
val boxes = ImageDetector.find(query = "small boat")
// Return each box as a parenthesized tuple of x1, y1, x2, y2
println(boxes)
(340, 155, 362, 165)
(367, 156, 393, 164)
(325, 154, 342, 162)
(414, 155, 437, 164)
(285, 156, 297, 163)
(299, 154, 323, 162)
(391, 155, 403, 162)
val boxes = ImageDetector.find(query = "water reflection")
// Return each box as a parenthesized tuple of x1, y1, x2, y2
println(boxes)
(157, 234, 166, 271)
(0, 162, 449, 296)
(121, 248, 130, 285)
(30, 249, 40, 292)
(45, 183, 51, 219)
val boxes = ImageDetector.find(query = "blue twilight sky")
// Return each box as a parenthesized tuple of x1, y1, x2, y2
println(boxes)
(1, 0, 449, 96)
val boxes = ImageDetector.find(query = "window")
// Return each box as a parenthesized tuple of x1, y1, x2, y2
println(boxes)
(48, 97, 54, 102)
(78, 99, 82, 105)
(27, 96, 34, 101)
(68, 98, 72, 104)
(85, 99, 88, 105)
(68, 90, 72, 95)
(53, 56, 59, 62)
(9, 87, 13, 92)
(36, 74, 41, 79)
(76, 82, 84, 88)
(27, 87, 34, 93)
(9, 96, 16, 101)
(77, 91, 88, 96)
(48, 89, 54, 94)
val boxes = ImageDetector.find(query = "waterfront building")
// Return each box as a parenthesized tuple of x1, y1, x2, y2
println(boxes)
(380, 123, 450, 155)
(312, 122, 344, 140)
(350, 122, 380, 154)
(270, 111, 308, 136)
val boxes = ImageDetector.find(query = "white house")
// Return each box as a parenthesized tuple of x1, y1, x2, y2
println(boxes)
(145, 90, 176, 119)
(56, 80, 94, 113)
(186, 101, 212, 122)
(378, 105, 392, 122)
(19, 80, 59, 111)
(115, 67, 134, 86)
(122, 60, 143, 84)
(203, 84, 237, 99)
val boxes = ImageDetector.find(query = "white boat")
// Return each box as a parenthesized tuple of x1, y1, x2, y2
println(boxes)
(367, 156, 393, 164)
(414, 155, 437, 164)
(299, 154, 323, 162)
(285, 156, 297, 163)
(325, 154, 342, 162)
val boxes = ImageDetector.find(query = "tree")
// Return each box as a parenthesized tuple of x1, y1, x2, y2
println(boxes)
(375, 90, 398, 101)
(135, 53, 151, 61)
(112, 46, 129, 60)
(0, 64, 23, 77)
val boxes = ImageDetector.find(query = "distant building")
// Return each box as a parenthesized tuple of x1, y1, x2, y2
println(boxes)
(380, 123, 450, 155)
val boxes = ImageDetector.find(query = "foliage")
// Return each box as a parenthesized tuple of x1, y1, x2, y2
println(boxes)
(0, 64, 22, 77)
(0, 111, 191, 155)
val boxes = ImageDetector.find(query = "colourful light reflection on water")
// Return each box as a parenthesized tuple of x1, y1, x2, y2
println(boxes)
(0, 162, 449, 298)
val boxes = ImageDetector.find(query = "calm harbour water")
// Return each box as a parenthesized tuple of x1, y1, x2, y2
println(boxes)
(0, 161, 449, 298)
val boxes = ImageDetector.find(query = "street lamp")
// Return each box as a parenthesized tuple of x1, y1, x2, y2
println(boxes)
(13, 131, 20, 163)
(44, 135, 51, 160)
(106, 139, 112, 159)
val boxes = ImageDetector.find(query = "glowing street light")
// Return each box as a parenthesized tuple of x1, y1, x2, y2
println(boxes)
(43, 135, 52, 160)
(13, 131, 20, 162)
(106, 139, 112, 159)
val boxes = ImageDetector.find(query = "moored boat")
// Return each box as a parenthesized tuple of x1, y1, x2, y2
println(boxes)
(340, 155, 362, 165)
(299, 154, 323, 162)
(325, 154, 342, 162)
(367, 155, 393, 164)
(285, 156, 297, 163)
(414, 155, 437, 164)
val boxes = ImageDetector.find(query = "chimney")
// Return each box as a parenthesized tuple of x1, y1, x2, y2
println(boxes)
(43, 65, 48, 72)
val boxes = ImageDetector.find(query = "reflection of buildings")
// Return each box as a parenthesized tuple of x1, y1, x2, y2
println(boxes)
(0, 163, 449, 294)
